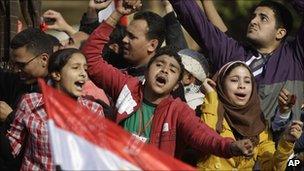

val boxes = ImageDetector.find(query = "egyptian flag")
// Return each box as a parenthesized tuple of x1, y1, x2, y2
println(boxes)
(39, 79, 193, 170)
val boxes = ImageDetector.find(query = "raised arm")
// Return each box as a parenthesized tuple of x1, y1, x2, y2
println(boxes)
(290, 0, 304, 63)
(177, 105, 253, 159)
(169, 0, 245, 71)
(161, 0, 188, 49)
(200, 0, 228, 33)
(79, 0, 113, 35)
(82, 0, 141, 101)
(258, 121, 302, 170)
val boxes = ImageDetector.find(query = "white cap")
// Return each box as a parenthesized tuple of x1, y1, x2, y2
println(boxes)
(178, 49, 209, 82)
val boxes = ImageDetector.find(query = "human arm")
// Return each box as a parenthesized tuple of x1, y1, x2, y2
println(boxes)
(0, 101, 12, 122)
(271, 88, 294, 131)
(79, 0, 113, 34)
(42, 10, 89, 49)
(290, 0, 304, 64)
(5, 97, 29, 157)
(168, 0, 245, 71)
(200, 78, 218, 129)
(258, 121, 302, 170)
(295, 133, 304, 153)
(161, 0, 188, 49)
(82, 0, 141, 100)
(42, 10, 77, 37)
(178, 79, 253, 158)
(200, 0, 228, 33)
(177, 104, 252, 158)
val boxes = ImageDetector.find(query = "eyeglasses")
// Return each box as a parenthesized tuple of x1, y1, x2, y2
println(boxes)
(13, 54, 40, 70)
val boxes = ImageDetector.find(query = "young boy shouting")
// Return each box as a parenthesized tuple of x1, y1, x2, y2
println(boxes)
(83, 26, 253, 162)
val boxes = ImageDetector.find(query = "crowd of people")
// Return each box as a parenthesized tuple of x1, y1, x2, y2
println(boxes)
(0, 0, 304, 170)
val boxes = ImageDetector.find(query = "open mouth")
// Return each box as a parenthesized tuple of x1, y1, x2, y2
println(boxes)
(155, 75, 167, 86)
(74, 80, 85, 90)
(235, 93, 247, 99)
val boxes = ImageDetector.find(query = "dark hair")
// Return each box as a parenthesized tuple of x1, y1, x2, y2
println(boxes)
(10, 28, 54, 56)
(48, 48, 82, 73)
(255, 0, 293, 36)
(46, 34, 61, 48)
(148, 46, 184, 81)
(133, 11, 165, 49)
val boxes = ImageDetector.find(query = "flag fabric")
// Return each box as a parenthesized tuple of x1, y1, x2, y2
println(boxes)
(39, 79, 194, 170)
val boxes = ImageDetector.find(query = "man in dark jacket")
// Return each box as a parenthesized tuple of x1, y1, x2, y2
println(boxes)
(0, 28, 54, 170)
(169, 0, 304, 131)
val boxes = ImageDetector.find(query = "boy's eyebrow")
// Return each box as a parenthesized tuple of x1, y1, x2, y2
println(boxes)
(169, 63, 180, 71)
(155, 58, 180, 71)
(155, 58, 165, 63)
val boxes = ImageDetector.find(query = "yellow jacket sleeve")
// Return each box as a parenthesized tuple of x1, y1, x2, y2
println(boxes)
(258, 132, 294, 171)
(201, 91, 218, 129)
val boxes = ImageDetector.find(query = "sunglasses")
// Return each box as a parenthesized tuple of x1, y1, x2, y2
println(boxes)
(14, 54, 40, 70)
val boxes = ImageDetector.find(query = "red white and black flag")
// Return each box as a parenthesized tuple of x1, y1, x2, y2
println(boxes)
(39, 79, 193, 170)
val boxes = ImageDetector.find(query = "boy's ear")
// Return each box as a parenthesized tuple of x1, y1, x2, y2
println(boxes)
(51, 72, 61, 82)
(276, 28, 287, 40)
(147, 39, 159, 53)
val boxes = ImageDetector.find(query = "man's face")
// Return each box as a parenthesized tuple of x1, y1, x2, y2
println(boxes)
(12, 46, 48, 84)
(246, 6, 279, 46)
(123, 19, 154, 66)
(145, 55, 181, 97)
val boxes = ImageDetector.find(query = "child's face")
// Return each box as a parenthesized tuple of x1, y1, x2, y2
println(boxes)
(224, 66, 252, 106)
(56, 53, 88, 98)
(146, 55, 181, 97)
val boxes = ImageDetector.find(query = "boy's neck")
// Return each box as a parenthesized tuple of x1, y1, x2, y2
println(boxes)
(143, 86, 169, 105)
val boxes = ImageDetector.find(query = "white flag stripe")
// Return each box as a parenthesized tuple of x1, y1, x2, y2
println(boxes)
(48, 120, 141, 170)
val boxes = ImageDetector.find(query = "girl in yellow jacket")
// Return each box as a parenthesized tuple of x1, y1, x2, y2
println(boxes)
(198, 61, 303, 170)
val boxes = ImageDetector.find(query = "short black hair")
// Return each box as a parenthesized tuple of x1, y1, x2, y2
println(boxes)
(256, 0, 293, 36)
(48, 48, 82, 74)
(148, 46, 184, 81)
(46, 34, 61, 48)
(10, 28, 54, 56)
(133, 11, 165, 49)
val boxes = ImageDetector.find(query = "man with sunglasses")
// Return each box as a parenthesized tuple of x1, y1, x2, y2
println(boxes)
(0, 28, 54, 170)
